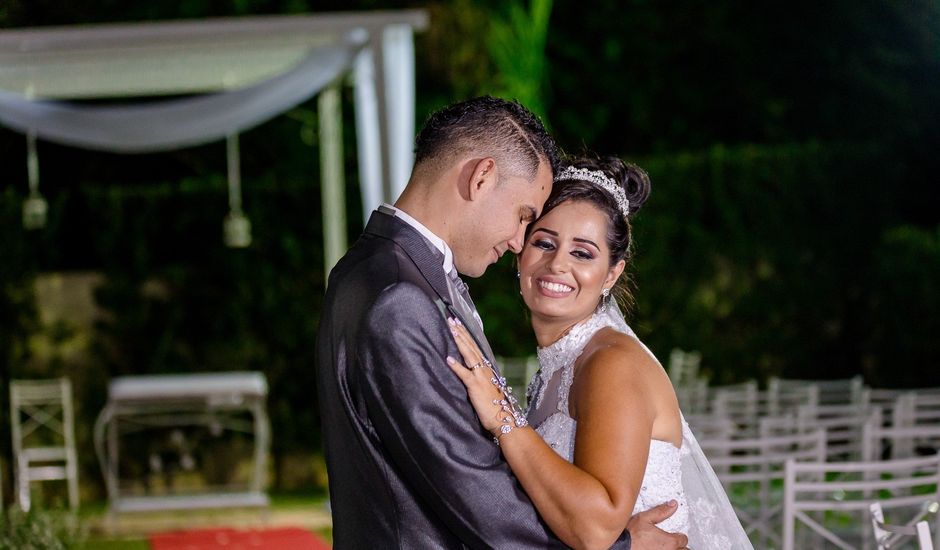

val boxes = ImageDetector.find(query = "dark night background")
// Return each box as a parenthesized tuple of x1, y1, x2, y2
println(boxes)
(1, 0, 938, 496)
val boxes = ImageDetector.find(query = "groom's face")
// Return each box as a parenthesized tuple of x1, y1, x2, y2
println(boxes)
(454, 160, 553, 278)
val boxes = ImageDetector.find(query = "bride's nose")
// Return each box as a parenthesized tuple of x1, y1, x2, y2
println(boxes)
(547, 251, 569, 273)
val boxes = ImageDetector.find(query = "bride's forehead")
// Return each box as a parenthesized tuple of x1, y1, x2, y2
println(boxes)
(535, 202, 609, 234)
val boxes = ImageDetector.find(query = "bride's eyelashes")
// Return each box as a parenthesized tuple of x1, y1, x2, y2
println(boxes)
(571, 247, 595, 260)
(531, 238, 555, 251)
(530, 238, 596, 261)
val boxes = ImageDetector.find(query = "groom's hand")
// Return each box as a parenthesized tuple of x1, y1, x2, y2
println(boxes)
(626, 500, 689, 549)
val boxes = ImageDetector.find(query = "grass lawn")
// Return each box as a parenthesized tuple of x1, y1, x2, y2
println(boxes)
(63, 492, 332, 549)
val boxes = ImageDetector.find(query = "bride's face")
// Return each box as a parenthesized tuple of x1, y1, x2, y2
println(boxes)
(519, 199, 625, 325)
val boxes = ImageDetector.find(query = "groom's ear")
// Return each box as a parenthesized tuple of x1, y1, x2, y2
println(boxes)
(466, 157, 498, 201)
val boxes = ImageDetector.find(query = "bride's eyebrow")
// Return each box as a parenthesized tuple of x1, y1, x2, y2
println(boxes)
(573, 237, 600, 250)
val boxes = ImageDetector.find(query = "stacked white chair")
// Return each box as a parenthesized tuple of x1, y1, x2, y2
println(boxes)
(770, 375, 866, 406)
(700, 429, 826, 548)
(783, 453, 940, 550)
(797, 402, 880, 461)
(865, 408, 940, 462)
(871, 388, 910, 424)
(668, 349, 710, 415)
(684, 413, 736, 440)
(711, 380, 763, 437)
(895, 391, 940, 427)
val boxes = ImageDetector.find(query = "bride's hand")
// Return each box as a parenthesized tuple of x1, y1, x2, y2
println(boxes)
(445, 318, 510, 434)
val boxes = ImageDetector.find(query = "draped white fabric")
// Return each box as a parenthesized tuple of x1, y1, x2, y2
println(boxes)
(0, 30, 366, 154)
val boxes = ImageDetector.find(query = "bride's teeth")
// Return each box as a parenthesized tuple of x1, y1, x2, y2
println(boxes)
(539, 281, 572, 293)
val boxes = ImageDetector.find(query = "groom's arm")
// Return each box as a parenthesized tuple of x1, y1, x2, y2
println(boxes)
(359, 283, 630, 549)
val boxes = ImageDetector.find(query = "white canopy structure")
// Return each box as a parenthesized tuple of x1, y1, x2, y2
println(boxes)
(0, 10, 428, 268)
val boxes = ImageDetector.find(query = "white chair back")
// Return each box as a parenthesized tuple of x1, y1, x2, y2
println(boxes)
(684, 413, 736, 441)
(870, 501, 937, 550)
(863, 414, 940, 461)
(771, 375, 866, 406)
(798, 403, 881, 460)
(783, 453, 940, 550)
(9, 377, 79, 511)
(700, 429, 826, 548)
(895, 392, 940, 428)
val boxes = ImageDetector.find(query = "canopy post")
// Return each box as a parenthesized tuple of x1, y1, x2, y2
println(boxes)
(319, 81, 346, 274)
(353, 48, 383, 224)
(382, 24, 417, 201)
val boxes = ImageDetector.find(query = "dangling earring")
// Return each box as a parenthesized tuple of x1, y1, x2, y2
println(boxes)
(600, 288, 611, 312)
(516, 271, 521, 279)
(517, 271, 522, 295)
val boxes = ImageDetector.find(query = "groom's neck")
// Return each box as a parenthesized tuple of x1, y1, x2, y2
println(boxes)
(395, 177, 458, 249)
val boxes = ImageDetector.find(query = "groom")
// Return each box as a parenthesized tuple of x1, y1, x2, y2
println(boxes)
(317, 96, 687, 548)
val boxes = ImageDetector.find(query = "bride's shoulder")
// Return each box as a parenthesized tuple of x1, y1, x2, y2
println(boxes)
(580, 327, 659, 370)
(572, 328, 665, 392)
(569, 328, 665, 419)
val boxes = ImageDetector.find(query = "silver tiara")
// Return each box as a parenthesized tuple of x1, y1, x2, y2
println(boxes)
(554, 166, 631, 219)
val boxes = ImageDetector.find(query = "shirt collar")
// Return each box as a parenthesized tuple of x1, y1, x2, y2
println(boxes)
(380, 203, 455, 274)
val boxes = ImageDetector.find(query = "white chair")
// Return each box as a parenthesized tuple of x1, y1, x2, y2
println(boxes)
(783, 454, 940, 550)
(870, 388, 909, 424)
(700, 429, 826, 548)
(870, 500, 937, 549)
(675, 378, 710, 415)
(667, 348, 702, 385)
(798, 403, 880, 460)
(767, 379, 819, 416)
(895, 392, 940, 427)
(668, 349, 709, 415)
(771, 375, 867, 406)
(711, 380, 763, 435)
(9, 378, 79, 511)
(863, 416, 940, 462)
(684, 413, 736, 440)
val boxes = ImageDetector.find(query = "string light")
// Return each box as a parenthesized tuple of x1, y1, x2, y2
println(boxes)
(223, 133, 251, 248)
(22, 132, 48, 230)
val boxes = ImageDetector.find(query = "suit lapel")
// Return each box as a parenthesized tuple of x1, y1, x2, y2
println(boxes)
(363, 211, 497, 364)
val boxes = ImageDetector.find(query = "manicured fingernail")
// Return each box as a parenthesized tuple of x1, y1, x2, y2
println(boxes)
(446, 356, 457, 365)
(447, 317, 455, 326)
(669, 500, 677, 506)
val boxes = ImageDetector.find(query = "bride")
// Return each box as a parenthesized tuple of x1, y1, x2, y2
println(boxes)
(446, 156, 752, 549)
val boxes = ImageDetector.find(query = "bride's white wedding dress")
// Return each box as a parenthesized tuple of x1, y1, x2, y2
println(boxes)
(525, 306, 753, 549)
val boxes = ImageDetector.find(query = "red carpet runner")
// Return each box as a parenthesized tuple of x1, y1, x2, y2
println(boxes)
(150, 527, 330, 550)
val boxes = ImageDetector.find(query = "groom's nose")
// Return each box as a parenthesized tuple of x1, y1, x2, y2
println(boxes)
(507, 225, 526, 254)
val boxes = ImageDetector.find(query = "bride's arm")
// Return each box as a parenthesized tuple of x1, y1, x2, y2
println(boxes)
(447, 321, 675, 550)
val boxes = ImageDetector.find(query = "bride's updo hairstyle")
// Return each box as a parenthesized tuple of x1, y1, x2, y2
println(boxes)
(528, 155, 651, 306)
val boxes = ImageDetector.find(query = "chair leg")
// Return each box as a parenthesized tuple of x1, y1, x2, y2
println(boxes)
(17, 466, 30, 512)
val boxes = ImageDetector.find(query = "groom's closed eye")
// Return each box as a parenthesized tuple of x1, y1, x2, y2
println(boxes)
(520, 206, 537, 224)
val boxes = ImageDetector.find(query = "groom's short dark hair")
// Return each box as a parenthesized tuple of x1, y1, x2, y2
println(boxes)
(413, 96, 559, 182)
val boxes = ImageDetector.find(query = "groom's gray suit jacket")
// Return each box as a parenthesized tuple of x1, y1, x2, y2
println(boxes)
(317, 210, 631, 549)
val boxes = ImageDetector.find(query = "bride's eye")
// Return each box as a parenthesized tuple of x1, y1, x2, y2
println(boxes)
(572, 248, 595, 260)
(531, 239, 555, 251)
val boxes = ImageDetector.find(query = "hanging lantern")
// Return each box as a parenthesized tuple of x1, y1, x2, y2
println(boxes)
(22, 133, 48, 230)
(223, 133, 251, 248)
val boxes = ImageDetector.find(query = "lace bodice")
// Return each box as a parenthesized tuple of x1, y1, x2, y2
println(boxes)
(524, 309, 690, 534)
